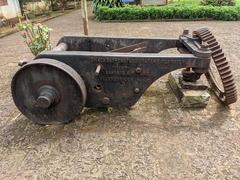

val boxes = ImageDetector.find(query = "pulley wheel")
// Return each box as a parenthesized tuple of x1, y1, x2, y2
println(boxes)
(11, 58, 87, 125)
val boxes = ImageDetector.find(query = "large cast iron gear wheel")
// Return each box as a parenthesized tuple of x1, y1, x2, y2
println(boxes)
(193, 28, 237, 105)
(11, 58, 87, 125)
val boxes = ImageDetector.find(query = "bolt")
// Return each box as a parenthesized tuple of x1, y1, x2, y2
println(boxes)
(95, 64, 102, 76)
(135, 67, 142, 74)
(36, 95, 52, 108)
(102, 97, 110, 105)
(134, 88, 140, 94)
(18, 59, 28, 67)
(35, 85, 59, 108)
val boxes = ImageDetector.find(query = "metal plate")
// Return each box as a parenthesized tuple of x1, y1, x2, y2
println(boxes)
(11, 58, 87, 124)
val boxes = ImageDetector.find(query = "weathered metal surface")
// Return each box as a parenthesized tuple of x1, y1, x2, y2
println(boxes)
(11, 29, 236, 124)
(194, 28, 237, 105)
(35, 53, 210, 109)
(11, 59, 87, 124)
(52, 42, 68, 51)
(110, 42, 146, 52)
(56, 36, 180, 52)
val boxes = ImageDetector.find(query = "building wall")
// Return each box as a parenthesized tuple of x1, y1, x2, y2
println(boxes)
(0, 0, 21, 19)
(0, 0, 8, 6)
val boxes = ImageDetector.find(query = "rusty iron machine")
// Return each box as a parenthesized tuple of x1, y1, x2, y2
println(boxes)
(11, 28, 237, 125)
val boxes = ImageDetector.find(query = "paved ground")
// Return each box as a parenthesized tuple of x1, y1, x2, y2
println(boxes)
(0, 9, 240, 179)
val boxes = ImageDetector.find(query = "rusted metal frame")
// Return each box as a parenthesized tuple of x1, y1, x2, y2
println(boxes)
(179, 34, 212, 81)
(110, 42, 146, 52)
(179, 35, 211, 58)
(36, 51, 208, 108)
(52, 42, 68, 51)
(36, 51, 208, 70)
(53, 40, 147, 53)
(57, 36, 180, 53)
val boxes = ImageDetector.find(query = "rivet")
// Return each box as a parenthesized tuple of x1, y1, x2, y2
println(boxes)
(102, 97, 110, 104)
(134, 88, 140, 94)
(135, 67, 142, 74)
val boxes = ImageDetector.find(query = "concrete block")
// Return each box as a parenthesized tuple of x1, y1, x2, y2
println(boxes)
(168, 70, 210, 108)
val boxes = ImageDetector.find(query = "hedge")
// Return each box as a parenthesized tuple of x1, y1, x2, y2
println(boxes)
(95, 5, 240, 21)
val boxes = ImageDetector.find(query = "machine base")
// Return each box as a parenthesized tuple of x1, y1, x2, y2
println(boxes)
(168, 70, 210, 108)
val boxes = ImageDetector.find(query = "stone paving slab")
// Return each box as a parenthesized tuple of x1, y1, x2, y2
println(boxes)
(0, 9, 240, 179)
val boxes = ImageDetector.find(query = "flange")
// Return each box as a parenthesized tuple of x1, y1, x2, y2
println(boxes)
(11, 58, 87, 124)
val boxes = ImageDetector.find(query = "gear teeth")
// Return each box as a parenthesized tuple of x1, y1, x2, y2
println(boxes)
(214, 56, 226, 63)
(223, 81, 235, 88)
(203, 35, 215, 41)
(194, 28, 237, 105)
(209, 45, 220, 51)
(207, 41, 218, 47)
(201, 32, 212, 37)
(216, 61, 228, 67)
(198, 28, 209, 33)
(219, 69, 231, 76)
(207, 38, 216, 44)
(226, 91, 237, 98)
(217, 65, 229, 72)
(227, 91, 237, 97)
(226, 95, 237, 101)
(212, 49, 222, 56)
(225, 88, 236, 95)
(227, 91, 237, 96)
(213, 52, 224, 59)
(201, 32, 212, 38)
(225, 88, 237, 95)
(221, 73, 233, 80)
(222, 77, 234, 84)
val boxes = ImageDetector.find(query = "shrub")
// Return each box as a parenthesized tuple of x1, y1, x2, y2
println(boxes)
(201, 0, 235, 6)
(95, 5, 240, 21)
(93, 0, 124, 12)
(17, 21, 52, 56)
(25, 1, 50, 16)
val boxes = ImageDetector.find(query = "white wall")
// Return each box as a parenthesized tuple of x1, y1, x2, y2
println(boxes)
(0, 0, 21, 19)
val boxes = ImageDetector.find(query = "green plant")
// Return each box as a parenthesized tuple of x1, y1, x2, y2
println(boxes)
(201, 0, 235, 6)
(93, 0, 124, 12)
(48, 0, 69, 11)
(95, 5, 240, 21)
(17, 21, 52, 56)
(25, 1, 50, 16)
